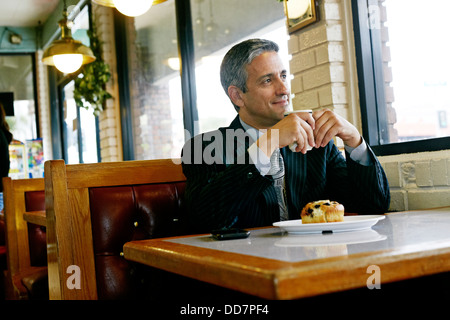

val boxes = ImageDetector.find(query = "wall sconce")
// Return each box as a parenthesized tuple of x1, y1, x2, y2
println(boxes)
(284, 0, 319, 33)
(9, 32, 22, 45)
(92, 0, 167, 17)
(42, 3, 95, 74)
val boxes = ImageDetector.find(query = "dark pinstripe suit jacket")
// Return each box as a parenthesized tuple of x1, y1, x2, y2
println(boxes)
(181, 116, 390, 232)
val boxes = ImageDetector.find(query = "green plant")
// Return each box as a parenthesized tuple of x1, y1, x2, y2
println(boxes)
(74, 23, 112, 115)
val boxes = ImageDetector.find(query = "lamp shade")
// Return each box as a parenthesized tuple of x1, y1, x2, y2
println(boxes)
(42, 39, 95, 73)
(92, 0, 115, 7)
(42, 8, 95, 74)
(93, 0, 168, 16)
(113, 0, 153, 17)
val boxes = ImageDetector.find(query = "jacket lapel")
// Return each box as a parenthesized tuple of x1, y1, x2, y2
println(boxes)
(225, 115, 306, 221)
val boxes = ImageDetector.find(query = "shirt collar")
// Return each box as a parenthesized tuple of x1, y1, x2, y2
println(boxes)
(238, 116, 265, 142)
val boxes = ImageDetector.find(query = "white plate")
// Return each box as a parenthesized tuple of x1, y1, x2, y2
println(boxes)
(273, 215, 385, 234)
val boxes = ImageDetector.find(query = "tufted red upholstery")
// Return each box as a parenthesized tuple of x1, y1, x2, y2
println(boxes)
(88, 182, 187, 300)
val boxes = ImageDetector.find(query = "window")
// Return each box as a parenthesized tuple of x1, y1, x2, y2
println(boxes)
(61, 80, 99, 164)
(352, 0, 450, 155)
(0, 54, 38, 143)
(52, 3, 100, 164)
(0, 53, 39, 178)
(122, 0, 184, 161)
(120, 0, 290, 160)
(191, 0, 288, 134)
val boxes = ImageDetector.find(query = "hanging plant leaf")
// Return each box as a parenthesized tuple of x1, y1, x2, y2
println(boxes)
(74, 21, 112, 115)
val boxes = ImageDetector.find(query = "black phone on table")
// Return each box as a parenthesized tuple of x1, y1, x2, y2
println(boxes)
(211, 228, 250, 240)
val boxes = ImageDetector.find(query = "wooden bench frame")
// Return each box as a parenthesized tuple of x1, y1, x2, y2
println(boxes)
(44, 159, 186, 300)
(2, 177, 46, 299)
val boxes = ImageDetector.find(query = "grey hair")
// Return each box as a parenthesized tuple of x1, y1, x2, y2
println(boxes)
(220, 39, 279, 112)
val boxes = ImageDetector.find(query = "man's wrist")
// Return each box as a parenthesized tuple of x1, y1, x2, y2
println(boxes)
(343, 135, 363, 149)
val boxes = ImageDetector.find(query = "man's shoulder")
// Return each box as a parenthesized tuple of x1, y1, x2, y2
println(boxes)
(181, 127, 253, 166)
(184, 126, 250, 146)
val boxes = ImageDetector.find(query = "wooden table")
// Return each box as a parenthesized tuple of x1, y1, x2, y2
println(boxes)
(23, 210, 46, 226)
(123, 207, 450, 300)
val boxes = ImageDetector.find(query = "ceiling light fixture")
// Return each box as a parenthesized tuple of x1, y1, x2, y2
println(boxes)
(42, 1, 95, 74)
(113, 0, 153, 17)
(93, 0, 167, 17)
(91, 0, 115, 7)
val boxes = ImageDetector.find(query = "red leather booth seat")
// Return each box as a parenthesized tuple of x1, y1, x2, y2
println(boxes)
(0, 218, 6, 271)
(0, 215, 6, 299)
(89, 182, 187, 300)
(0, 217, 5, 300)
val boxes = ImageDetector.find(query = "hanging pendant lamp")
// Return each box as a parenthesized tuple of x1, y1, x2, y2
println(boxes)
(42, 3, 95, 74)
(91, 0, 115, 8)
(92, 0, 167, 17)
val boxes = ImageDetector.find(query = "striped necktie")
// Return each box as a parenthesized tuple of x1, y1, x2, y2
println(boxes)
(268, 149, 288, 221)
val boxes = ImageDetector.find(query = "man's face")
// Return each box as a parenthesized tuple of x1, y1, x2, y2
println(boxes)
(238, 51, 290, 129)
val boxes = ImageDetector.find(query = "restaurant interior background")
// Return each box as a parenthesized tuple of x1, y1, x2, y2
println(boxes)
(0, 0, 450, 212)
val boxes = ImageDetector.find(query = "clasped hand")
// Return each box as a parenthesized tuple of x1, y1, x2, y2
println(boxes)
(257, 109, 362, 157)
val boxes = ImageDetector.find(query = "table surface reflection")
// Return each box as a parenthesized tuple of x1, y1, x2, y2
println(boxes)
(123, 207, 450, 299)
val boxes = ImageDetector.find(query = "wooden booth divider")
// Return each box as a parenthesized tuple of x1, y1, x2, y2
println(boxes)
(44, 159, 187, 300)
(2, 177, 47, 299)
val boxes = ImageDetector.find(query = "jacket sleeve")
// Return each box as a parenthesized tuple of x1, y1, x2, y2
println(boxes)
(326, 142, 390, 214)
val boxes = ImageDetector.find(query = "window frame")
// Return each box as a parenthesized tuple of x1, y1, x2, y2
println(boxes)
(116, 0, 199, 161)
(352, 0, 450, 156)
(48, 1, 101, 163)
(0, 52, 40, 139)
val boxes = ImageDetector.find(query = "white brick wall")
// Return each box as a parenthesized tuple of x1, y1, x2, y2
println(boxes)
(379, 151, 450, 211)
(288, 0, 450, 211)
(289, 0, 355, 151)
(92, 4, 123, 162)
(288, 0, 353, 149)
(35, 50, 53, 161)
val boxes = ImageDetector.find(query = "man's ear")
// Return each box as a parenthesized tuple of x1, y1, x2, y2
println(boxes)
(228, 86, 245, 108)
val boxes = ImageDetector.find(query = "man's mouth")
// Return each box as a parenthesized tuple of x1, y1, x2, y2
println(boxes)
(272, 95, 289, 107)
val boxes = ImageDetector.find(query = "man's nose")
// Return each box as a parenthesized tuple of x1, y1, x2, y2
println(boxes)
(276, 78, 289, 95)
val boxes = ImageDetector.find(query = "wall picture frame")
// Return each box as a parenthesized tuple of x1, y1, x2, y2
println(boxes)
(284, 0, 319, 33)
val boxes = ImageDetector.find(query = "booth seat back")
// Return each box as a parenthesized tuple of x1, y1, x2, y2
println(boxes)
(2, 177, 47, 300)
(89, 182, 186, 299)
(44, 159, 188, 300)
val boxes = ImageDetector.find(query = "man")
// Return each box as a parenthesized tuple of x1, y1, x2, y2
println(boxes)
(181, 39, 390, 233)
